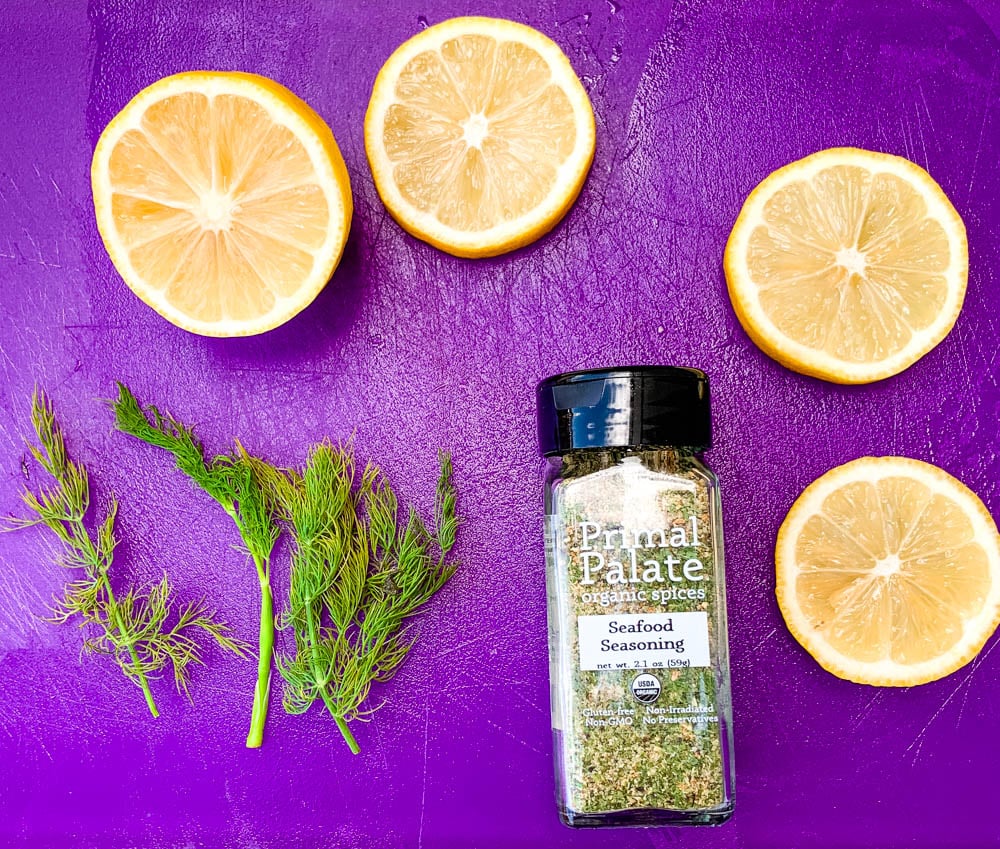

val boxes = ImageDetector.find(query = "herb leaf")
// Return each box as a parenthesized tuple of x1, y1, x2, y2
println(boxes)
(273, 444, 459, 753)
(6, 389, 245, 716)
(112, 383, 278, 746)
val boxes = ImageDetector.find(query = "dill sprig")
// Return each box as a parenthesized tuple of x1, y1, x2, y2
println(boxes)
(271, 444, 459, 753)
(111, 383, 280, 747)
(5, 390, 245, 716)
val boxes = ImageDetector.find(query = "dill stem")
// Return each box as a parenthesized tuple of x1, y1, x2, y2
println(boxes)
(68, 512, 159, 718)
(128, 644, 159, 718)
(305, 599, 360, 754)
(333, 714, 360, 755)
(246, 554, 273, 749)
(97, 572, 159, 718)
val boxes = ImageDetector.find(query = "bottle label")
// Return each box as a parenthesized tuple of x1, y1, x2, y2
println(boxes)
(577, 612, 711, 671)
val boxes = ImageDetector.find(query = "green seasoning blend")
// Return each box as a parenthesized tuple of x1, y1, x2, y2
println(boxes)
(537, 367, 735, 828)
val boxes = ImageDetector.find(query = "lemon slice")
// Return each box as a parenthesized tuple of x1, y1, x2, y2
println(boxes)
(776, 457, 1000, 686)
(364, 16, 595, 258)
(92, 72, 352, 337)
(725, 148, 968, 383)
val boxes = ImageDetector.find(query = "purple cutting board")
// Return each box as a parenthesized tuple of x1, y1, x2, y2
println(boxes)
(2, 1, 999, 847)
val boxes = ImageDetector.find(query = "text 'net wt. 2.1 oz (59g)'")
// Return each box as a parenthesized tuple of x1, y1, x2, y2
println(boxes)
(537, 366, 735, 828)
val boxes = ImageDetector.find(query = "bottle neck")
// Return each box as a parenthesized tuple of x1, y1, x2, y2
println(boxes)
(556, 447, 700, 478)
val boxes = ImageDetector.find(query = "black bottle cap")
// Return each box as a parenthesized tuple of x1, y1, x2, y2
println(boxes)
(536, 366, 711, 456)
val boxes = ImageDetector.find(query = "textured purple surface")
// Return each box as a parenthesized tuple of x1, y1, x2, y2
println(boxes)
(1, 0, 999, 846)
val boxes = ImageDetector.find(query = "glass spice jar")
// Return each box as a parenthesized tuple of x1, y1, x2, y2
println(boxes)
(537, 366, 735, 828)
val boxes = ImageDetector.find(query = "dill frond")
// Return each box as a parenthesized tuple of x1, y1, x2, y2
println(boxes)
(5, 389, 247, 717)
(112, 383, 279, 746)
(274, 444, 460, 753)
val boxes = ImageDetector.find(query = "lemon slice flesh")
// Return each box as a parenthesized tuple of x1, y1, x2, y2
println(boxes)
(92, 72, 353, 337)
(364, 16, 595, 257)
(725, 148, 968, 383)
(776, 457, 1000, 685)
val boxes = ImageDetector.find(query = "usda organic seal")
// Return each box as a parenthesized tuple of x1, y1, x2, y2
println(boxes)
(630, 672, 661, 703)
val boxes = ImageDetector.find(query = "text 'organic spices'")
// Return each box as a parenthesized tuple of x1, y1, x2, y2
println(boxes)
(537, 367, 735, 828)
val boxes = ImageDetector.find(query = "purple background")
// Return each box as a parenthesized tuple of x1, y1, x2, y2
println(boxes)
(1, 0, 999, 846)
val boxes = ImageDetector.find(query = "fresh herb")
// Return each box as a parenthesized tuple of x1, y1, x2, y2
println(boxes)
(266, 443, 459, 753)
(5, 390, 245, 717)
(111, 383, 460, 752)
(112, 383, 279, 747)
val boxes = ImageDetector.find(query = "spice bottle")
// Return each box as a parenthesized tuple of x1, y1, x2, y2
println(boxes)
(537, 367, 735, 828)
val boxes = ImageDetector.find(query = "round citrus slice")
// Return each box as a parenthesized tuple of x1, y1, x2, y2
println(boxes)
(364, 16, 595, 258)
(92, 72, 352, 337)
(776, 457, 1000, 686)
(725, 148, 968, 383)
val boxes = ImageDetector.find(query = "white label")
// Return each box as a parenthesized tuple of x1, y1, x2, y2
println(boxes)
(578, 612, 711, 671)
